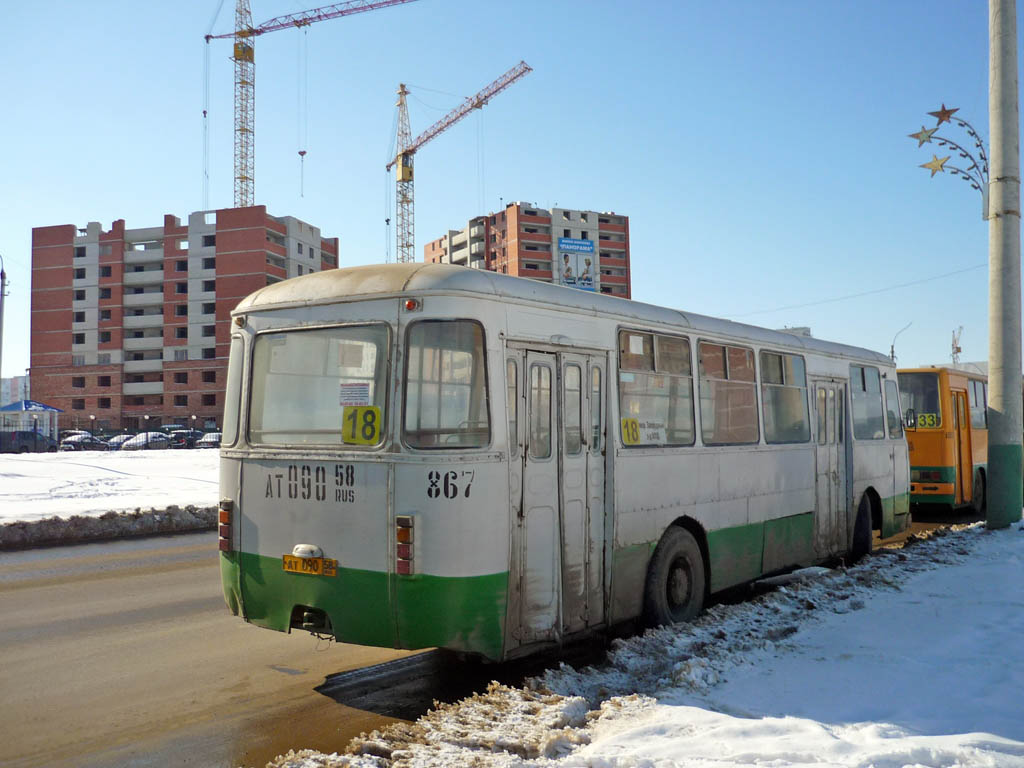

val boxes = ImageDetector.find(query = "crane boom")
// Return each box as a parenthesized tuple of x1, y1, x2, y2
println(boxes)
(387, 60, 532, 171)
(206, 0, 416, 40)
(206, 0, 419, 209)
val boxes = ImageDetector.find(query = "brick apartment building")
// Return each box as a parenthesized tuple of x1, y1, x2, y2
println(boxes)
(30, 206, 339, 432)
(424, 202, 630, 298)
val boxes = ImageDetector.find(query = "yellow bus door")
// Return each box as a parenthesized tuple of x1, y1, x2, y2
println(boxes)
(953, 390, 972, 505)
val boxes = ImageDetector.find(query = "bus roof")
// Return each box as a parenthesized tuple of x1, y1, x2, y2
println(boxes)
(234, 263, 893, 365)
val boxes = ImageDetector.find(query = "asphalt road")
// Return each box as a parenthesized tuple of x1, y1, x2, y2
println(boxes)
(0, 532, 414, 768)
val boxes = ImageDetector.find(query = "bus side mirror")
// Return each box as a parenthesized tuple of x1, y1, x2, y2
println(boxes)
(905, 408, 916, 429)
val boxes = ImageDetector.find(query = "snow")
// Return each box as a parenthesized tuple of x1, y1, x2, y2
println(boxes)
(4, 451, 1023, 767)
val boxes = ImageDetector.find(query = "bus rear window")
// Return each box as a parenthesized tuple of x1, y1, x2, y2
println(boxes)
(897, 372, 941, 428)
(249, 324, 390, 446)
(404, 320, 490, 449)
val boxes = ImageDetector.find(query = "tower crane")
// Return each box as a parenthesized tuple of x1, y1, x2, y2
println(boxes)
(386, 60, 532, 263)
(206, 0, 419, 209)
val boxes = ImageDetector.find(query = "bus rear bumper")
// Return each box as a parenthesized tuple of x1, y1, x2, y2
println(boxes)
(910, 482, 955, 506)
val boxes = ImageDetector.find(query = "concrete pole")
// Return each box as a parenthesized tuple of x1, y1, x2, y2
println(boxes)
(0, 258, 6, 384)
(987, 0, 1023, 528)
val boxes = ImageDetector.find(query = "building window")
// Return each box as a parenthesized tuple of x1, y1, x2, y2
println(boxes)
(562, 211, 571, 220)
(100, 265, 112, 278)
(100, 288, 111, 299)
(202, 257, 215, 270)
(74, 246, 86, 258)
(97, 353, 110, 365)
(99, 398, 111, 409)
(581, 231, 588, 240)
(581, 213, 588, 222)
(202, 234, 216, 247)
(74, 290, 86, 301)
(202, 280, 215, 292)
(563, 229, 570, 237)
(72, 355, 85, 366)
(174, 395, 188, 407)
(176, 304, 188, 317)
(100, 309, 111, 321)
(71, 399, 85, 411)
(99, 331, 111, 343)
(202, 348, 216, 360)
(202, 325, 215, 338)
(309, 247, 316, 259)
(174, 349, 189, 361)
(176, 282, 188, 294)
(202, 302, 215, 315)
(98, 376, 111, 387)
(175, 327, 188, 339)
(72, 376, 85, 388)
(74, 311, 85, 323)
(72, 333, 85, 345)
(74, 268, 86, 279)
(202, 393, 216, 406)
(297, 243, 303, 254)
(175, 372, 188, 384)
(176, 260, 188, 272)
(202, 370, 216, 383)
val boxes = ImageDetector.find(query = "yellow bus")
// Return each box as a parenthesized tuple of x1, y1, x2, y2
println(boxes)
(897, 366, 987, 512)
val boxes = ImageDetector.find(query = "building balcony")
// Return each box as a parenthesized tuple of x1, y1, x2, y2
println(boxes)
(470, 225, 484, 238)
(123, 358, 164, 373)
(470, 242, 484, 256)
(125, 248, 164, 264)
(123, 381, 164, 396)
(124, 270, 164, 286)
(123, 336, 164, 351)
(123, 292, 164, 307)
(123, 313, 164, 329)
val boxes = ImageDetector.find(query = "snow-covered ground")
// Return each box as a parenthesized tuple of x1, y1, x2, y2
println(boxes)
(273, 523, 1024, 768)
(4, 451, 1023, 767)
(0, 450, 219, 546)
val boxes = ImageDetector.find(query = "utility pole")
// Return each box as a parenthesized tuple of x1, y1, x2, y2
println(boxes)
(0, 254, 7, 382)
(987, 0, 1023, 528)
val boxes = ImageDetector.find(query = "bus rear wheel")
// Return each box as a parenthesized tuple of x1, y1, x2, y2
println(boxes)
(643, 526, 705, 626)
(971, 470, 986, 515)
(851, 495, 872, 563)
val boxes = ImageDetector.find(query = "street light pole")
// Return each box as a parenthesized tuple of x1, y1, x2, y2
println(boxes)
(987, 0, 1022, 528)
(0, 253, 7, 382)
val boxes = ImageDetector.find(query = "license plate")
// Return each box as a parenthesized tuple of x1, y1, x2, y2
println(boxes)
(282, 555, 338, 576)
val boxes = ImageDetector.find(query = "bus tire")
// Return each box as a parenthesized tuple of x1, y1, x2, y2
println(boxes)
(971, 469, 986, 515)
(851, 495, 872, 563)
(643, 526, 705, 627)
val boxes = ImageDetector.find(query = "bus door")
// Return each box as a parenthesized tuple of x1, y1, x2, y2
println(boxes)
(516, 349, 606, 644)
(812, 380, 848, 556)
(952, 390, 971, 504)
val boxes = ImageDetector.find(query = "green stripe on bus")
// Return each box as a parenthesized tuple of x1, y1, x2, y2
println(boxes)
(881, 491, 910, 538)
(910, 493, 956, 505)
(707, 522, 765, 592)
(222, 552, 508, 659)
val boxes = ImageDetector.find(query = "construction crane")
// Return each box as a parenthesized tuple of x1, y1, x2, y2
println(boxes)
(206, 0, 419, 209)
(386, 61, 532, 263)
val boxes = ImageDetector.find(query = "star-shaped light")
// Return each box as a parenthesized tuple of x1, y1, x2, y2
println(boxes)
(921, 155, 950, 177)
(909, 125, 938, 146)
(928, 103, 959, 125)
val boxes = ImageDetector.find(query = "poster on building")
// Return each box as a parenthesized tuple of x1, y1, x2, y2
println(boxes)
(556, 238, 598, 292)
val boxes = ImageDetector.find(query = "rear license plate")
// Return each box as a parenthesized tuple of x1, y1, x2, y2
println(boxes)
(282, 555, 338, 576)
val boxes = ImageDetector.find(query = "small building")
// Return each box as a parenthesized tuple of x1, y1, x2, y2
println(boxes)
(0, 400, 62, 439)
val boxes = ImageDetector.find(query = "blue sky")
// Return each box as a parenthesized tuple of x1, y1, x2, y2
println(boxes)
(0, 0, 1011, 378)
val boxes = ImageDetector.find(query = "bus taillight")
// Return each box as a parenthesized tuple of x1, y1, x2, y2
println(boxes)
(396, 516, 414, 574)
(219, 498, 234, 552)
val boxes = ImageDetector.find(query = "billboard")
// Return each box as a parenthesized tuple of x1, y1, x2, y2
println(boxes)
(556, 238, 598, 292)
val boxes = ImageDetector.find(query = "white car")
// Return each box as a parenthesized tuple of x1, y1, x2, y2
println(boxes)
(120, 432, 172, 451)
(195, 432, 222, 449)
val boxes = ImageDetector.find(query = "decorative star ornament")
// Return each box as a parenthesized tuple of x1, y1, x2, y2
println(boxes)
(909, 125, 938, 146)
(928, 103, 959, 125)
(921, 155, 950, 176)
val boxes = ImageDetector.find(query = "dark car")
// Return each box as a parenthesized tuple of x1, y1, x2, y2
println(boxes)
(0, 431, 59, 453)
(58, 434, 111, 452)
(169, 429, 205, 449)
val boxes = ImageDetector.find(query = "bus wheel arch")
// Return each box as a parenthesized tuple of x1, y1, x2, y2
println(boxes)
(971, 468, 986, 514)
(642, 519, 707, 627)
(851, 489, 880, 562)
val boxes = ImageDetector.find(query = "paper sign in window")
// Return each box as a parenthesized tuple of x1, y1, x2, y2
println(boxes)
(340, 382, 370, 407)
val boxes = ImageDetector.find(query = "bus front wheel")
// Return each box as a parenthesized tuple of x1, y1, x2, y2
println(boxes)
(971, 470, 986, 515)
(643, 526, 705, 626)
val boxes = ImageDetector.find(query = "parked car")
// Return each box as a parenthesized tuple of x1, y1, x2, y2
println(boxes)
(169, 429, 205, 449)
(59, 429, 91, 442)
(0, 431, 59, 453)
(121, 431, 172, 451)
(195, 432, 222, 449)
(105, 434, 135, 450)
(59, 434, 111, 452)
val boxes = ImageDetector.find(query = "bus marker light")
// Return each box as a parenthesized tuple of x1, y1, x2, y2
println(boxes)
(396, 516, 414, 574)
(396, 526, 413, 543)
(218, 538, 231, 552)
(219, 523, 231, 539)
(403, 298, 421, 312)
(396, 559, 412, 575)
(397, 543, 412, 559)
(218, 508, 231, 525)
(218, 498, 235, 552)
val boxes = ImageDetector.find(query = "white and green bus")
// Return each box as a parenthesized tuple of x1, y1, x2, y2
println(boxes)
(218, 264, 910, 661)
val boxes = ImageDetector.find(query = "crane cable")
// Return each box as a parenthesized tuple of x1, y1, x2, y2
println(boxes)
(297, 28, 309, 197)
(202, 0, 226, 210)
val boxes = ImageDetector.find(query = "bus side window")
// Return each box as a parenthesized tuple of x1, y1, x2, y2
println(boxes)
(507, 359, 518, 458)
(591, 366, 602, 453)
(529, 364, 551, 459)
(817, 388, 827, 445)
(885, 379, 903, 439)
